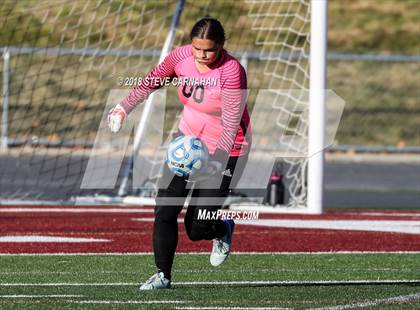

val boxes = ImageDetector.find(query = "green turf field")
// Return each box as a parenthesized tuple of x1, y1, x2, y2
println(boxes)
(1, 253, 419, 309)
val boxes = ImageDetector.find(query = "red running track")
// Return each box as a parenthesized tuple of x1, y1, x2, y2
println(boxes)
(0, 206, 419, 253)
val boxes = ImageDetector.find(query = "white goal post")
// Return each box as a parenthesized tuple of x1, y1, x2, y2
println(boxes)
(308, 0, 328, 214)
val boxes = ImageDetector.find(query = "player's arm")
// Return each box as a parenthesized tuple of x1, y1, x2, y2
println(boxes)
(204, 60, 247, 175)
(215, 61, 247, 158)
(108, 46, 190, 133)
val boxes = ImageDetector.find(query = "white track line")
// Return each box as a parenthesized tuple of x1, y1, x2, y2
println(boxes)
(135, 217, 420, 234)
(2, 207, 418, 217)
(309, 292, 420, 310)
(0, 236, 110, 243)
(236, 219, 420, 234)
(0, 251, 420, 256)
(0, 208, 154, 213)
(1, 280, 419, 287)
(346, 212, 420, 217)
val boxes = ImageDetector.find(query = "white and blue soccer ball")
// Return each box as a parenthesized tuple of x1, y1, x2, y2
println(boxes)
(166, 135, 209, 177)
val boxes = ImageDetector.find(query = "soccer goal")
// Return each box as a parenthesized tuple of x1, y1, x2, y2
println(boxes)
(0, 0, 327, 214)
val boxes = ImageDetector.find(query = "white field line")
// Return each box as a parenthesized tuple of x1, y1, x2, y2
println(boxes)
(176, 307, 291, 310)
(309, 292, 420, 310)
(0, 296, 187, 305)
(0, 251, 420, 256)
(0, 295, 83, 298)
(73, 300, 187, 304)
(2, 266, 418, 275)
(0, 282, 135, 286)
(1, 280, 420, 287)
(174, 280, 420, 286)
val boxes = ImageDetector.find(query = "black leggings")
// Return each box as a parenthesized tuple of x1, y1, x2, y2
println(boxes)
(153, 154, 247, 280)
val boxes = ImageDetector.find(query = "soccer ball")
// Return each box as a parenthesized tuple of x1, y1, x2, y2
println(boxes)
(166, 135, 209, 177)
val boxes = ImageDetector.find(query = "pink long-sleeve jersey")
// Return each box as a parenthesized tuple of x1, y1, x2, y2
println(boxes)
(120, 44, 251, 156)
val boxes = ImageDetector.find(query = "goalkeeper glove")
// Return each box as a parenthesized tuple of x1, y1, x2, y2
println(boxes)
(208, 148, 229, 175)
(190, 149, 229, 182)
(107, 104, 127, 133)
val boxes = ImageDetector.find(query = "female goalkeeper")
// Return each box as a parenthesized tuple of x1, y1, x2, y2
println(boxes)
(108, 17, 251, 290)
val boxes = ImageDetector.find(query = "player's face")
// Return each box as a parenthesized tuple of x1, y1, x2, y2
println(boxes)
(191, 38, 223, 66)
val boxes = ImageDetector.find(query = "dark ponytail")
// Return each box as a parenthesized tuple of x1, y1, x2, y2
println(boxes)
(190, 17, 225, 45)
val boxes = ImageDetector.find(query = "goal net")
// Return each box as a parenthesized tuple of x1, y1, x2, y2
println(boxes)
(0, 0, 324, 212)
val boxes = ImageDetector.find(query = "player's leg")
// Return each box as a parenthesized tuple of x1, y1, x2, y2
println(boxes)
(185, 155, 247, 250)
(140, 162, 189, 290)
(185, 156, 245, 266)
(206, 155, 245, 266)
(184, 157, 235, 241)
(154, 174, 188, 279)
(184, 198, 228, 241)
